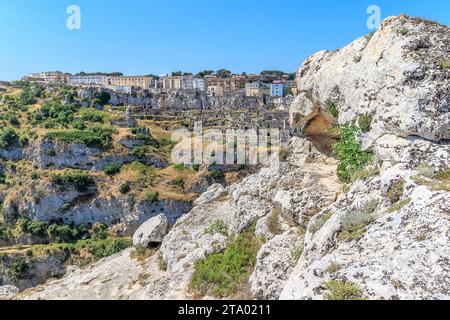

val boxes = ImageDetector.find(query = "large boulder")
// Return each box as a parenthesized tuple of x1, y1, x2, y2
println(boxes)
(133, 214, 170, 248)
(0, 285, 19, 300)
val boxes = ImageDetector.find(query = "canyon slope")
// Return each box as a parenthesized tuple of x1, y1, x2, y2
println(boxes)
(16, 15, 450, 300)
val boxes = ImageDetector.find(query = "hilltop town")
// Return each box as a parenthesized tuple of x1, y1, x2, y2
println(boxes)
(23, 70, 298, 98)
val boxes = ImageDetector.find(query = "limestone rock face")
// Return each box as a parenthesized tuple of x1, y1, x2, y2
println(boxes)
(291, 15, 450, 143)
(18, 138, 341, 300)
(3, 182, 191, 236)
(133, 214, 169, 248)
(249, 228, 304, 300)
(0, 285, 19, 300)
(280, 139, 450, 300)
(24, 138, 167, 170)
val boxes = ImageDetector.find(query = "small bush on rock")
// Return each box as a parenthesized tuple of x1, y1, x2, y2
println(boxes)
(119, 182, 131, 194)
(190, 228, 261, 298)
(358, 115, 372, 133)
(339, 210, 374, 242)
(144, 191, 159, 203)
(51, 170, 95, 192)
(103, 163, 121, 176)
(205, 220, 228, 237)
(324, 280, 364, 300)
(328, 102, 339, 118)
(332, 125, 373, 182)
(386, 179, 405, 203)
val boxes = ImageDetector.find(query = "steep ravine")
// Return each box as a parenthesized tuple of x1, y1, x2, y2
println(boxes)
(13, 15, 450, 300)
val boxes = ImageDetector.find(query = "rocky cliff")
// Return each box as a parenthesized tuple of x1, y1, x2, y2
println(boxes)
(14, 15, 450, 300)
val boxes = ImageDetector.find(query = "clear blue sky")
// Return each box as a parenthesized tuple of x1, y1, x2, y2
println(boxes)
(0, 0, 448, 81)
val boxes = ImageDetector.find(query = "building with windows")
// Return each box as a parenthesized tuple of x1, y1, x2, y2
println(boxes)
(204, 75, 232, 92)
(109, 76, 152, 89)
(23, 72, 68, 84)
(162, 76, 182, 91)
(270, 82, 288, 97)
(192, 78, 206, 91)
(68, 75, 109, 86)
(245, 82, 261, 97)
(231, 75, 246, 91)
(207, 85, 225, 97)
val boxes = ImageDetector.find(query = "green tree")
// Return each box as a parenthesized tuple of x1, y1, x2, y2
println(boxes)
(216, 69, 232, 78)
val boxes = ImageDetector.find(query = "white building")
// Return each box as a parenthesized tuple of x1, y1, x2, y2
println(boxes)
(245, 82, 261, 97)
(181, 76, 194, 90)
(68, 75, 109, 86)
(23, 72, 68, 84)
(193, 78, 206, 91)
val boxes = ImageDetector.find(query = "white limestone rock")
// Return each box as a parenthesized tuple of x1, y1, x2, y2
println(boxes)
(249, 228, 304, 300)
(133, 214, 170, 248)
(0, 285, 19, 300)
(291, 15, 450, 143)
(280, 139, 450, 300)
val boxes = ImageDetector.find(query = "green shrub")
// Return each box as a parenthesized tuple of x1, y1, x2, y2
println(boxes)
(436, 168, 450, 181)
(131, 146, 146, 159)
(324, 280, 364, 300)
(205, 220, 228, 237)
(119, 182, 131, 194)
(50, 170, 95, 192)
(339, 211, 374, 242)
(438, 59, 450, 69)
(290, 246, 303, 267)
(19, 135, 29, 146)
(103, 163, 121, 176)
(209, 170, 224, 180)
(388, 198, 411, 213)
(332, 125, 373, 182)
(0, 127, 19, 148)
(144, 191, 159, 203)
(44, 149, 56, 157)
(72, 238, 132, 260)
(91, 223, 108, 240)
(45, 128, 113, 150)
(19, 219, 48, 237)
(328, 102, 339, 118)
(0, 225, 10, 240)
(310, 212, 333, 235)
(416, 163, 435, 179)
(386, 179, 405, 203)
(81, 111, 104, 123)
(400, 28, 409, 35)
(48, 224, 77, 243)
(190, 229, 261, 297)
(9, 256, 32, 280)
(173, 178, 185, 188)
(358, 115, 373, 133)
(173, 163, 186, 170)
(31, 100, 77, 126)
(192, 164, 201, 172)
(0, 172, 6, 184)
(72, 121, 86, 130)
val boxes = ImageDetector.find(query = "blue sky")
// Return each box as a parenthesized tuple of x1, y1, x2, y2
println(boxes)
(0, 0, 449, 81)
